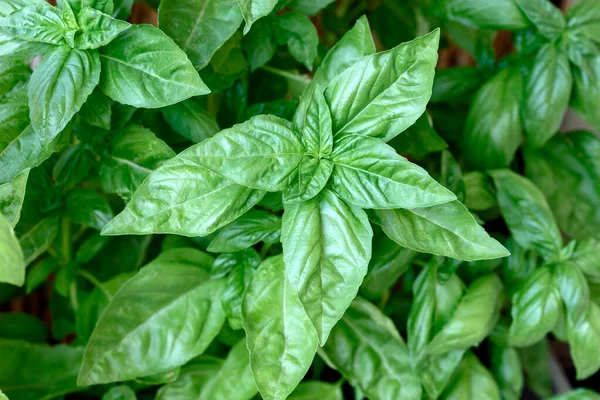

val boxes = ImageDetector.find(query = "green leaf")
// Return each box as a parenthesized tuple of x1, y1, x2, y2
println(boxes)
(161, 99, 219, 143)
(155, 357, 221, 399)
(508, 266, 561, 347)
(288, 381, 343, 400)
(25, 257, 58, 294)
(199, 31, 248, 92)
(0, 4, 71, 45)
(522, 43, 572, 148)
(325, 29, 439, 142)
(570, 54, 600, 131)
(427, 275, 503, 355)
(53, 144, 93, 189)
(462, 67, 523, 170)
(281, 189, 372, 344)
(99, 125, 175, 201)
(0, 214, 24, 286)
(284, 157, 333, 203)
(99, 24, 210, 108)
(360, 231, 415, 300)
(65, 188, 113, 230)
(242, 256, 318, 400)
(490, 344, 524, 400)
(0, 169, 28, 227)
(275, 12, 318, 70)
(513, 0, 565, 39)
(208, 210, 280, 253)
(320, 297, 421, 400)
(78, 88, 112, 130)
(29, 47, 100, 140)
(78, 250, 226, 385)
(64, 0, 114, 14)
(236, 0, 277, 34)
(102, 385, 136, 400)
(463, 172, 496, 211)
(422, 349, 465, 399)
(373, 201, 509, 261)
(490, 169, 562, 261)
(19, 216, 60, 267)
(408, 260, 437, 360)
(0, 340, 84, 400)
(177, 115, 304, 191)
(218, 249, 259, 329)
(387, 113, 448, 157)
(0, 57, 30, 99)
(330, 134, 455, 209)
(74, 7, 131, 49)
(243, 16, 276, 71)
(435, 0, 529, 30)
(440, 352, 501, 400)
(567, 303, 600, 380)
(548, 389, 600, 400)
(571, 239, 600, 279)
(567, 0, 600, 44)
(519, 340, 552, 397)
(158, 0, 242, 70)
(554, 261, 590, 325)
(302, 83, 332, 157)
(430, 67, 484, 103)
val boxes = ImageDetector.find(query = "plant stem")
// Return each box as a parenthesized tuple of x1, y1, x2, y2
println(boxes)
(260, 65, 312, 85)
(259, 243, 273, 259)
(78, 270, 112, 300)
(378, 290, 390, 310)
(61, 219, 79, 312)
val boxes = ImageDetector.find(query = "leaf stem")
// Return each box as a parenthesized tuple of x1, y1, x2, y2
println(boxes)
(61, 219, 79, 312)
(378, 290, 390, 310)
(259, 65, 312, 85)
(259, 242, 273, 259)
(78, 270, 112, 300)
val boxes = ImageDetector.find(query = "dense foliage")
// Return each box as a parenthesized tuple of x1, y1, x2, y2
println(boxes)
(0, 0, 599, 399)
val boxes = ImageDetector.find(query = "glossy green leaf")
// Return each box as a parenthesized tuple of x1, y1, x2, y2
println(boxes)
(570, 54, 600, 131)
(490, 169, 562, 261)
(275, 12, 318, 70)
(408, 260, 437, 359)
(388, 113, 448, 157)
(74, 7, 130, 49)
(554, 261, 590, 325)
(199, 31, 248, 92)
(519, 340, 552, 397)
(208, 210, 280, 253)
(435, 0, 529, 30)
(178, 115, 304, 191)
(19, 216, 59, 267)
(430, 67, 484, 103)
(99, 25, 210, 108)
(508, 266, 561, 347)
(567, 0, 600, 44)
(102, 385, 136, 400)
(567, 302, 600, 380)
(439, 352, 500, 400)
(302, 83, 332, 157)
(320, 297, 421, 400)
(281, 189, 372, 344)
(25, 257, 58, 294)
(65, 188, 113, 230)
(462, 67, 523, 170)
(422, 349, 466, 400)
(99, 125, 176, 201)
(64, 0, 114, 14)
(0, 168, 28, 227)
(427, 275, 502, 355)
(288, 381, 343, 400)
(29, 46, 100, 140)
(571, 239, 600, 279)
(549, 389, 600, 400)
(0, 340, 83, 400)
(463, 172, 496, 211)
(374, 201, 509, 261)
(325, 29, 439, 142)
(242, 256, 318, 400)
(0, 214, 24, 286)
(284, 157, 333, 203)
(158, 0, 242, 70)
(236, 0, 277, 34)
(78, 250, 226, 385)
(52, 144, 93, 189)
(330, 134, 455, 209)
(161, 99, 219, 143)
(522, 43, 572, 148)
(0, 57, 30, 99)
(0, 4, 71, 45)
(490, 344, 523, 400)
(155, 357, 222, 399)
(513, 0, 565, 39)
(219, 250, 259, 329)
(243, 16, 276, 71)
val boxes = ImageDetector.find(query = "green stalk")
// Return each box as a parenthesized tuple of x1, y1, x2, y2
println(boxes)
(61, 219, 79, 312)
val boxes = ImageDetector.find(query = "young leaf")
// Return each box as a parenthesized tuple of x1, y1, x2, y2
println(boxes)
(99, 125, 176, 201)
(242, 256, 318, 400)
(74, 7, 131, 49)
(462, 67, 523, 170)
(320, 297, 421, 400)
(554, 261, 590, 325)
(158, 0, 242, 70)
(101, 154, 265, 237)
(508, 266, 561, 347)
(522, 43, 572, 148)
(0, 214, 24, 286)
(373, 201, 509, 261)
(281, 189, 373, 344)
(490, 344, 524, 400)
(0, 340, 83, 400)
(330, 135, 456, 209)
(99, 25, 210, 108)
(513, 0, 565, 39)
(0, 169, 28, 227)
(426, 275, 503, 355)
(161, 99, 219, 143)
(29, 47, 100, 140)
(275, 12, 318, 70)
(208, 210, 280, 253)
(434, 0, 529, 30)
(325, 29, 439, 142)
(440, 352, 501, 400)
(236, 0, 277, 34)
(302, 84, 333, 158)
(0, 4, 71, 45)
(78, 249, 226, 385)
(283, 157, 333, 203)
(490, 169, 562, 261)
